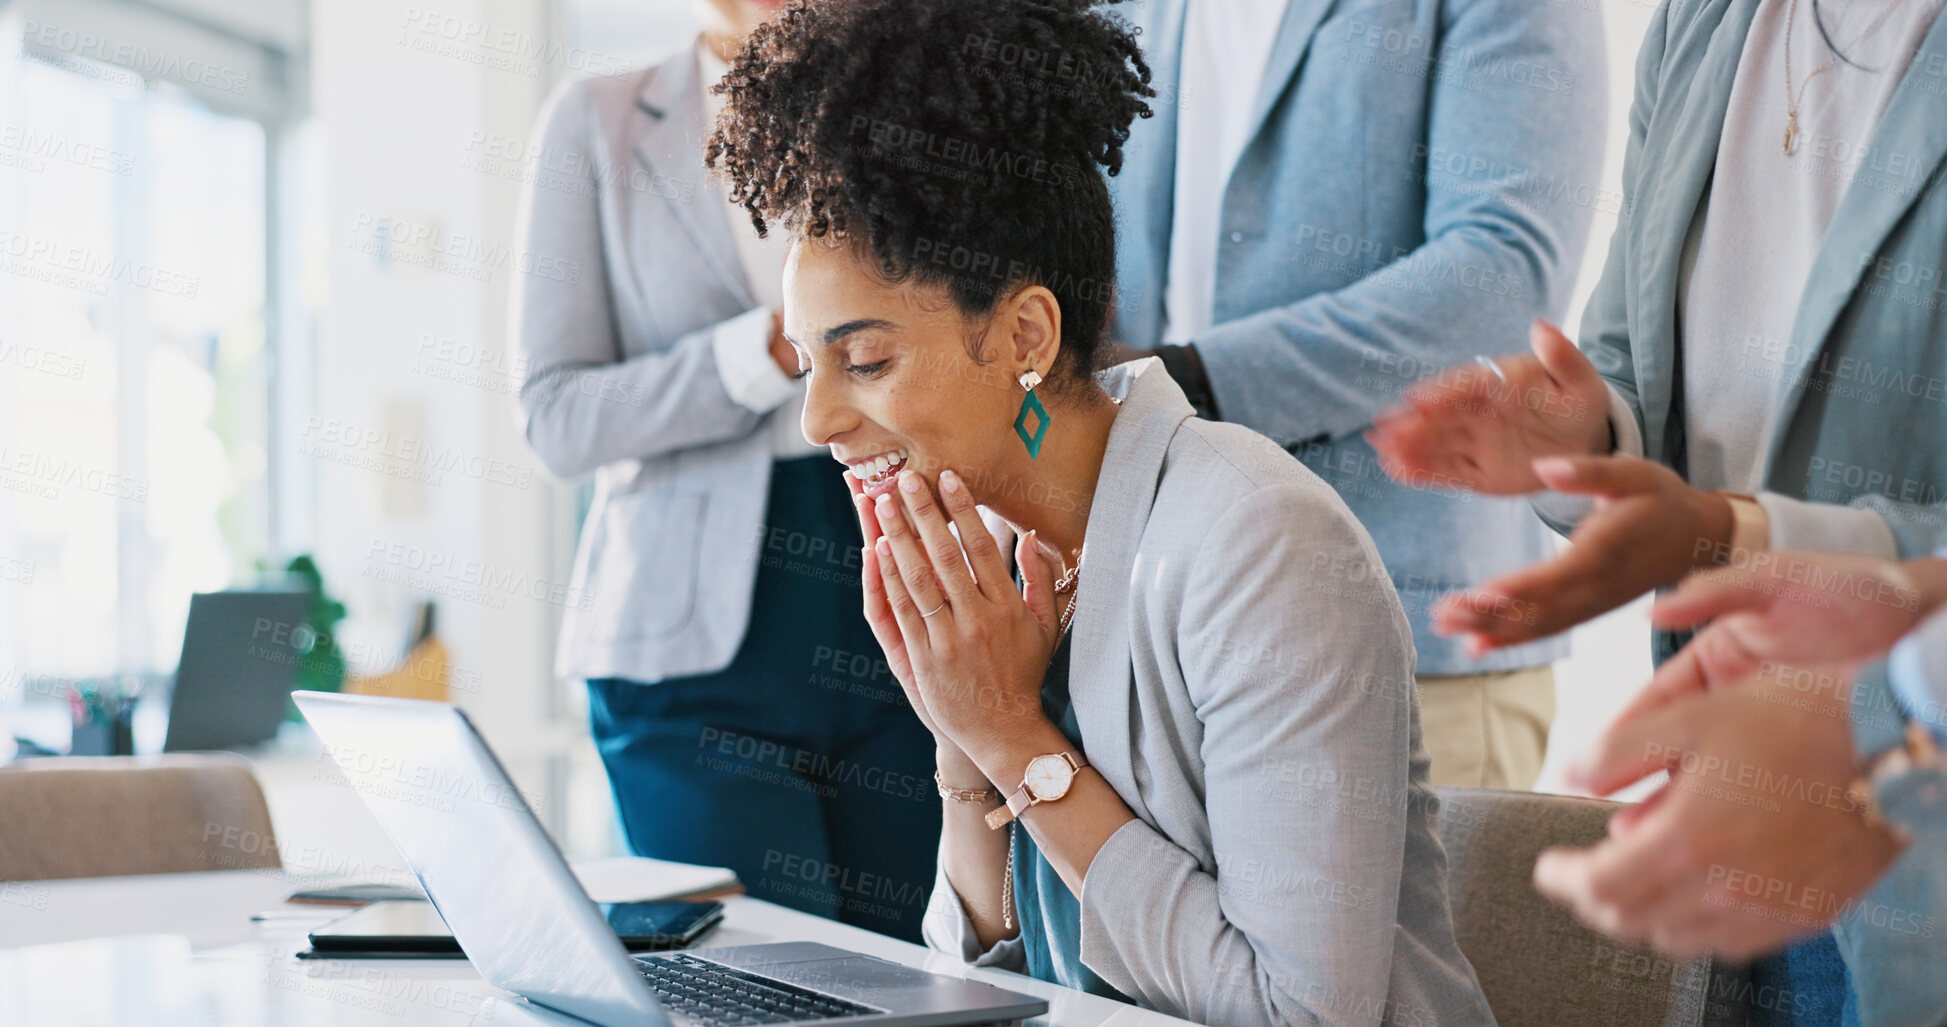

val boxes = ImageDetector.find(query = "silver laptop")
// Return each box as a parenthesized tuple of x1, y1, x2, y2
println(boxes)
(293, 691, 1046, 1027)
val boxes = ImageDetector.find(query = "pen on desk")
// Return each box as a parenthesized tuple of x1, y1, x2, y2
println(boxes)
(251, 909, 341, 922)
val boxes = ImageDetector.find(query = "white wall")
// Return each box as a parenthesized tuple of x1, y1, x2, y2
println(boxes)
(1538, 0, 1662, 796)
(307, 0, 570, 814)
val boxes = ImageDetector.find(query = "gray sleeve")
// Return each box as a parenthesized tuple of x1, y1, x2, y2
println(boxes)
(1075, 483, 1418, 1026)
(1191, 0, 1606, 447)
(509, 77, 763, 480)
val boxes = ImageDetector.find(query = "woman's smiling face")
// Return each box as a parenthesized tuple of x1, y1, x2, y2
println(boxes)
(784, 237, 1054, 503)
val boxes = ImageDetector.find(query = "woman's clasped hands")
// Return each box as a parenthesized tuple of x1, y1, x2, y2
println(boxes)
(847, 468, 1066, 779)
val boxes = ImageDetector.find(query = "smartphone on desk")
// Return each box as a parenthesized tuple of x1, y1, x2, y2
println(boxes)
(300, 899, 725, 959)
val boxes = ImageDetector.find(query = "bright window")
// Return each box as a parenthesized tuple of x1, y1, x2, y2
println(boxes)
(0, 50, 271, 680)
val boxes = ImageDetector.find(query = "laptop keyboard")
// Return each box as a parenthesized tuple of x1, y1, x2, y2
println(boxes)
(637, 952, 883, 1024)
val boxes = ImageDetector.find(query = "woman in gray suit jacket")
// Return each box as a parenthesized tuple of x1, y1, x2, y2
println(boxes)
(509, 0, 939, 942)
(705, 1, 1497, 1022)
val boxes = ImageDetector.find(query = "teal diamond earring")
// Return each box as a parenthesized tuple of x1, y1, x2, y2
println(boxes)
(1014, 369, 1050, 459)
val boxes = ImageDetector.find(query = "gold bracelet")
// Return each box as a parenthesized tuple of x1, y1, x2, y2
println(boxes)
(1001, 822, 1016, 931)
(935, 771, 1001, 805)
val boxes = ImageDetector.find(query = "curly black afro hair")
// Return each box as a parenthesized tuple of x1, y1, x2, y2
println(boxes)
(705, 0, 1153, 388)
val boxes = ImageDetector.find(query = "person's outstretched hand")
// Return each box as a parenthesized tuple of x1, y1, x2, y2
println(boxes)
(1639, 550, 1947, 708)
(1429, 454, 1734, 655)
(1366, 320, 1612, 495)
(1534, 663, 1906, 961)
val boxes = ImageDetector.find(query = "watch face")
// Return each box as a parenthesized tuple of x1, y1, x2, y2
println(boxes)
(1024, 754, 1074, 801)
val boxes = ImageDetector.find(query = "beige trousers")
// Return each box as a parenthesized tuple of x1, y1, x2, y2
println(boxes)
(1415, 665, 1557, 790)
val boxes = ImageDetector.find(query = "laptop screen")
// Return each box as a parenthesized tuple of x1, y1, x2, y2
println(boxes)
(163, 590, 312, 752)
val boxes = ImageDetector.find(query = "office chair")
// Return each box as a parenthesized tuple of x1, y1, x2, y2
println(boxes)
(1435, 787, 1753, 1027)
(0, 754, 281, 880)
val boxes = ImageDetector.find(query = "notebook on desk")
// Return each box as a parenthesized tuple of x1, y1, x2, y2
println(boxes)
(288, 856, 742, 907)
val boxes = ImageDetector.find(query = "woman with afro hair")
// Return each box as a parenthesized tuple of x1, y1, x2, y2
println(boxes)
(707, 1, 1498, 1023)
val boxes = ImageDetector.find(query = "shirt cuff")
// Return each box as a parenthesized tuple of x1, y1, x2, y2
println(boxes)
(1889, 611, 1947, 742)
(1755, 493, 1899, 557)
(1528, 488, 1594, 530)
(921, 862, 1025, 970)
(1605, 383, 1644, 459)
(711, 306, 798, 414)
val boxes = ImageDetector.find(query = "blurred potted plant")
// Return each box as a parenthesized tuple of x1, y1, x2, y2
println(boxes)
(282, 554, 347, 698)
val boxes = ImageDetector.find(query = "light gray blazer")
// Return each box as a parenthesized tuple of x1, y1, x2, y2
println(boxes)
(510, 48, 791, 683)
(924, 360, 1497, 1027)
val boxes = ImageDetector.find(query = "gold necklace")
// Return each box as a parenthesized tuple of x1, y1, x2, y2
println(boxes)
(1042, 393, 1117, 641)
(1054, 554, 1082, 637)
(1783, 0, 1907, 154)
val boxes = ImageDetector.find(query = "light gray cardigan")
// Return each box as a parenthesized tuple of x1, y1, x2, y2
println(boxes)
(924, 360, 1497, 1026)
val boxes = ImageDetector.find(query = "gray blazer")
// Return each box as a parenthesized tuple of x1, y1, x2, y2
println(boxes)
(511, 48, 793, 683)
(1107, 0, 1606, 674)
(924, 360, 1497, 1027)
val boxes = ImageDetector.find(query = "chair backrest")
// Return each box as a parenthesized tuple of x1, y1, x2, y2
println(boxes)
(0, 754, 281, 881)
(1434, 786, 1752, 1027)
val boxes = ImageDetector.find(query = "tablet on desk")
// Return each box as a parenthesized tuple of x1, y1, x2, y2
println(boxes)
(299, 899, 724, 959)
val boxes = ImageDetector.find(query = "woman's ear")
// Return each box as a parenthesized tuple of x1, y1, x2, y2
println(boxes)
(1005, 285, 1062, 375)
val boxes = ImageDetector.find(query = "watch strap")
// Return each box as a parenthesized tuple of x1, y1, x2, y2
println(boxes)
(1714, 491, 1771, 560)
(983, 751, 1089, 830)
(985, 790, 1026, 830)
(1860, 722, 1947, 839)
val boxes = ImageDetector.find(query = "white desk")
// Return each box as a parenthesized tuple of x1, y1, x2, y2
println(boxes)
(0, 871, 1199, 1027)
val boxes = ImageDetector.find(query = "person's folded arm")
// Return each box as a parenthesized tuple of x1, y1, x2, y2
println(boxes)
(1075, 482, 1415, 1026)
(510, 78, 771, 480)
(1190, 0, 1605, 448)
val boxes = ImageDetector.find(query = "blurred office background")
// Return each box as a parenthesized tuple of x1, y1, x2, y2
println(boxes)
(0, 0, 1662, 875)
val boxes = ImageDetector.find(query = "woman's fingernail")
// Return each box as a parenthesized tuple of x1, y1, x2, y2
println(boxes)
(1533, 456, 1574, 478)
(940, 469, 960, 493)
(899, 470, 920, 493)
(875, 493, 894, 518)
(876, 536, 891, 556)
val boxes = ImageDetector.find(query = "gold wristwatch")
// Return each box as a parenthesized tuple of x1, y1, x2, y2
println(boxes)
(1850, 722, 1946, 841)
(985, 751, 1089, 830)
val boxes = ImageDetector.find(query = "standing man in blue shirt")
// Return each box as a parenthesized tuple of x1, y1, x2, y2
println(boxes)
(1100, 0, 1607, 788)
